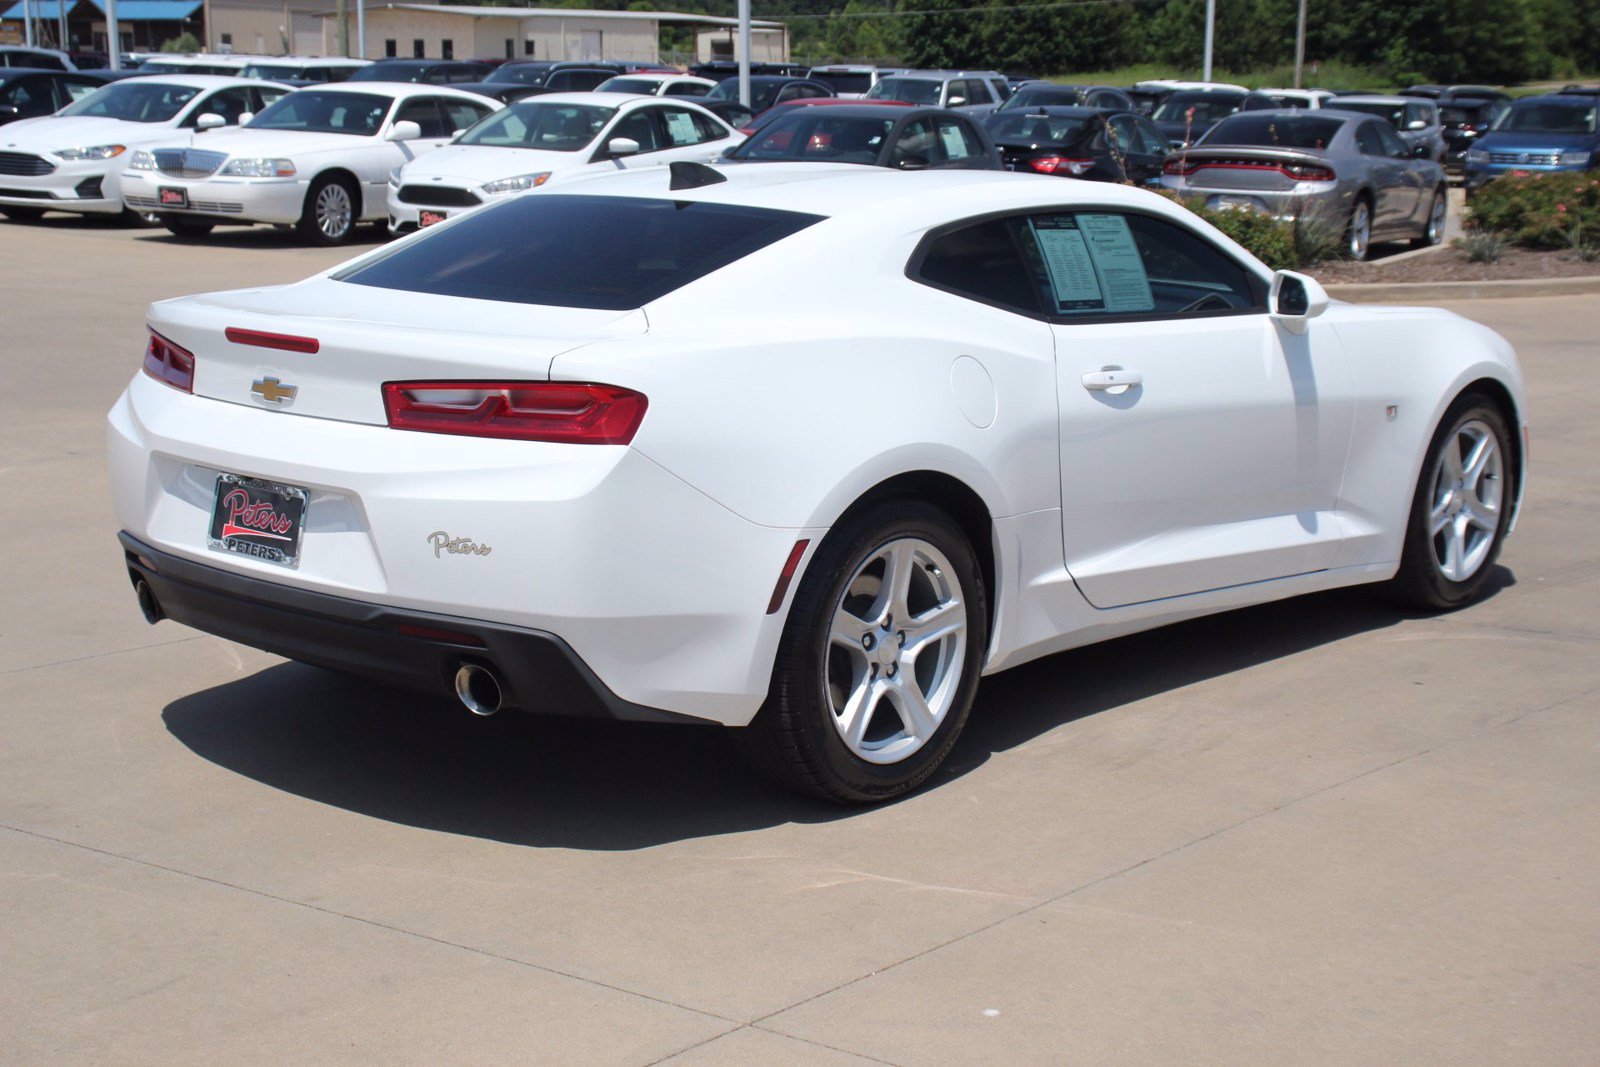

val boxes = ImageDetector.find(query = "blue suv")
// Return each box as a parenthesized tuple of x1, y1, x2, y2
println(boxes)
(1464, 88, 1599, 195)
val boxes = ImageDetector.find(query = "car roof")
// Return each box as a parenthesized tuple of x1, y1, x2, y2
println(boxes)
(1515, 94, 1600, 107)
(1335, 94, 1419, 105)
(881, 70, 1003, 80)
(992, 104, 1106, 118)
(293, 81, 497, 101)
(761, 103, 946, 119)
(87, 73, 268, 90)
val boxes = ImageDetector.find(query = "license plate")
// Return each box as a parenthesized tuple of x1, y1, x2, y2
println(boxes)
(159, 186, 189, 208)
(419, 210, 447, 227)
(207, 474, 308, 569)
(1213, 195, 1256, 211)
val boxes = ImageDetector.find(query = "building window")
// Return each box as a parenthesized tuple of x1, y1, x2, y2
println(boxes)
(385, 39, 397, 58)
(220, 33, 232, 45)
(412, 39, 425, 58)
(523, 39, 535, 56)
(504, 38, 513, 59)
(441, 38, 453, 60)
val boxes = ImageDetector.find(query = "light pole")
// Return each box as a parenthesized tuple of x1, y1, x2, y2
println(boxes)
(1202, 0, 1215, 81)
(22, 0, 33, 48)
(737, 0, 751, 108)
(105, 0, 120, 69)
(356, 0, 365, 59)
(1293, 0, 1308, 89)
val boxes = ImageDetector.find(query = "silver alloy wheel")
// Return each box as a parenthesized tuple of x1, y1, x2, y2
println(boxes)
(1427, 194, 1446, 244)
(824, 537, 967, 765)
(1427, 417, 1504, 582)
(1348, 200, 1371, 259)
(315, 182, 353, 239)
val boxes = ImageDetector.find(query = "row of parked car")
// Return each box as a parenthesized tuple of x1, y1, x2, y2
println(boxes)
(2, 53, 1595, 260)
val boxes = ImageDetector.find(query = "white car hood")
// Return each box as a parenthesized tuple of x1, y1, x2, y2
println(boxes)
(2, 116, 180, 150)
(400, 143, 585, 184)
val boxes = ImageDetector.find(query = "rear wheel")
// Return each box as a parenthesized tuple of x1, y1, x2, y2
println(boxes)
(735, 500, 987, 804)
(160, 214, 214, 239)
(0, 206, 45, 221)
(297, 174, 358, 245)
(1345, 196, 1373, 260)
(1384, 395, 1514, 610)
(1411, 189, 1446, 248)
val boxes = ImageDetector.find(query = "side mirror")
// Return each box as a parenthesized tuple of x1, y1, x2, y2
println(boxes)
(1412, 142, 1431, 158)
(449, 128, 465, 141)
(1406, 119, 1427, 131)
(384, 120, 422, 142)
(897, 154, 930, 171)
(607, 136, 640, 157)
(947, 95, 967, 108)
(1269, 270, 1329, 333)
(195, 113, 225, 130)
(237, 111, 253, 126)
(0, 105, 19, 117)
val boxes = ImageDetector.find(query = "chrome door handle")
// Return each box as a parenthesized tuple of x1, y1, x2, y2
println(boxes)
(1081, 369, 1143, 391)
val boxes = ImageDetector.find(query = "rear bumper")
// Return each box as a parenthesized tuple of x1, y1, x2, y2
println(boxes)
(121, 531, 713, 725)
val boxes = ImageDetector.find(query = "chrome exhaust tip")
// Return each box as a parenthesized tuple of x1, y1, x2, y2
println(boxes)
(454, 663, 503, 717)
(134, 578, 163, 625)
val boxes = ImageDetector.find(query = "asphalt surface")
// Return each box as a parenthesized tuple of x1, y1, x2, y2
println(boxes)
(3, 216, 1597, 1065)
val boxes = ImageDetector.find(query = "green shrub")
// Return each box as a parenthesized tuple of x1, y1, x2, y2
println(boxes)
(1457, 229, 1506, 263)
(160, 33, 202, 53)
(1154, 192, 1299, 270)
(1467, 170, 1600, 250)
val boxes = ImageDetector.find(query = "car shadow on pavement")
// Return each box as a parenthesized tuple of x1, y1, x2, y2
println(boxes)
(161, 568, 1512, 850)
(133, 225, 390, 250)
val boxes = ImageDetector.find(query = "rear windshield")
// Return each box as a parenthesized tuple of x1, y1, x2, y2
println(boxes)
(867, 77, 943, 105)
(1202, 113, 1345, 149)
(1242, 93, 1313, 111)
(338, 194, 823, 310)
(809, 71, 872, 94)
(1001, 86, 1085, 110)
(1153, 92, 1244, 124)
(348, 63, 423, 82)
(242, 64, 303, 80)
(486, 63, 551, 85)
(1332, 100, 1407, 126)
(986, 112, 1094, 145)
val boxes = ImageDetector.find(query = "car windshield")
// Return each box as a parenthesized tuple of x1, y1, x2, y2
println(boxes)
(1153, 93, 1243, 124)
(1440, 105, 1488, 124)
(1000, 86, 1084, 110)
(1203, 113, 1345, 149)
(808, 71, 872, 94)
(246, 90, 391, 135)
(457, 102, 612, 149)
(348, 63, 423, 83)
(337, 194, 823, 310)
(1495, 102, 1597, 134)
(57, 80, 198, 122)
(596, 77, 659, 95)
(730, 113, 896, 162)
(486, 64, 550, 85)
(986, 112, 1095, 145)
(241, 64, 302, 80)
(1242, 93, 1312, 111)
(1332, 101, 1407, 126)
(866, 77, 943, 105)
(706, 79, 784, 111)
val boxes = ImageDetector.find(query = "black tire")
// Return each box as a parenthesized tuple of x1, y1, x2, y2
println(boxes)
(0, 206, 45, 221)
(1411, 188, 1446, 249)
(1384, 394, 1515, 610)
(297, 173, 359, 246)
(160, 214, 214, 239)
(735, 499, 988, 804)
(1345, 194, 1373, 261)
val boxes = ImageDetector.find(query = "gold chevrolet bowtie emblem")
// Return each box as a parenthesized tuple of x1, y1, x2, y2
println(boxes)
(251, 376, 298, 405)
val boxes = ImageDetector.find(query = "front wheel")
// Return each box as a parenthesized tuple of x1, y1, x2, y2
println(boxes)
(297, 175, 358, 245)
(1384, 396, 1514, 610)
(160, 214, 214, 238)
(735, 500, 987, 804)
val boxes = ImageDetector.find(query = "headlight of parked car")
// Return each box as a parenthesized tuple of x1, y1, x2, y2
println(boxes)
(128, 150, 157, 170)
(480, 172, 551, 195)
(1559, 150, 1592, 165)
(1465, 147, 1489, 164)
(54, 144, 125, 160)
(219, 158, 297, 177)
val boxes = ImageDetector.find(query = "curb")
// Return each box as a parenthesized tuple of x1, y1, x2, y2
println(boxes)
(1324, 275, 1600, 303)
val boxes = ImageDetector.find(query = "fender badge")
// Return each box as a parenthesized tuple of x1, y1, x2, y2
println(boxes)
(251, 376, 298, 405)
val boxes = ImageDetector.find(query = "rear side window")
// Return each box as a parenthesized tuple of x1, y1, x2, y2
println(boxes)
(338, 194, 823, 310)
(912, 217, 1041, 315)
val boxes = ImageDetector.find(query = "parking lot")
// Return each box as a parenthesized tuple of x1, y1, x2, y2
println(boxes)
(3, 217, 1598, 1064)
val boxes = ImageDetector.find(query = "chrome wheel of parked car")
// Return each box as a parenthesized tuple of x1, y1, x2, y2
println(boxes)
(1386, 396, 1514, 610)
(299, 175, 357, 245)
(825, 537, 968, 765)
(1346, 198, 1372, 260)
(736, 500, 986, 803)
(1413, 190, 1446, 248)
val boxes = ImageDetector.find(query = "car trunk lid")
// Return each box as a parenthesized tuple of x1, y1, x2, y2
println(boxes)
(1167, 147, 1335, 191)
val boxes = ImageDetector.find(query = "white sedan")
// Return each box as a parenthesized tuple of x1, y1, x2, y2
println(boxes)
(108, 166, 1526, 803)
(385, 93, 740, 233)
(594, 73, 718, 97)
(119, 83, 499, 244)
(0, 75, 287, 222)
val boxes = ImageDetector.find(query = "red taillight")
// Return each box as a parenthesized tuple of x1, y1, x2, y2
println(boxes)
(225, 327, 320, 354)
(1163, 158, 1187, 175)
(1283, 161, 1336, 181)
(142, 329, 194, 393)
(1163, 158, 1334, 181)
(382, 381, 648, 445)
(1029, 156, 1094, 175)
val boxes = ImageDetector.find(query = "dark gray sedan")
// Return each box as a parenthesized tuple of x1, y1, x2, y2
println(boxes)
(1160, 109, 1448, 260)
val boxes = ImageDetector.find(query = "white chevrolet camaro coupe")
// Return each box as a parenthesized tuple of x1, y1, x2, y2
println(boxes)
(0, 75, 287, 222)
(118, 83, 499, 244)
(108, 165, 1526, 803)
(386, 93, 741, 233)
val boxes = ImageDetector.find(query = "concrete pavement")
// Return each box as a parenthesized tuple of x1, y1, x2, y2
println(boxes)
(2, 217, 1597, 1065)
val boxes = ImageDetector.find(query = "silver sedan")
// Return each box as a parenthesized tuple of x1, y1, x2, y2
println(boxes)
(1160, 109, 1448, 260)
